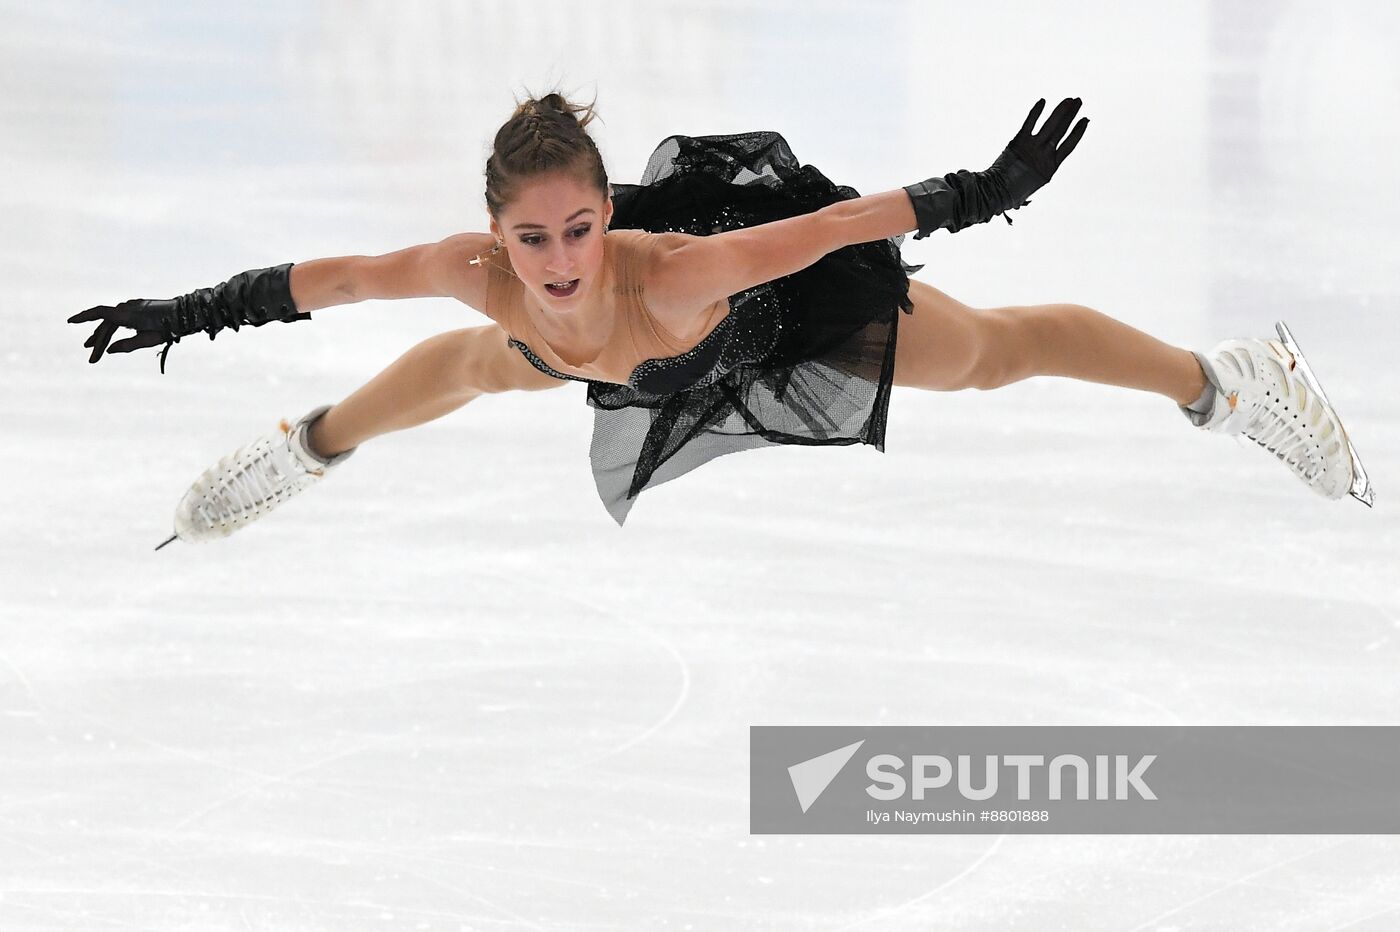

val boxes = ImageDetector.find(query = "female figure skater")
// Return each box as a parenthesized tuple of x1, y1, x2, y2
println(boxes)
(68, 92, 1373, 546)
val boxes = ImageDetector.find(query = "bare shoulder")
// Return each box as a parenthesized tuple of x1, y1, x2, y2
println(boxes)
(637, 230, 723, 340)
(423, 231, 503, 318)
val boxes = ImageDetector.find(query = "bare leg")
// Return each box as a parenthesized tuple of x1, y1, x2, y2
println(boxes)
(308, 330, 482, 457)
(308, 325, 564, 457)
(894, 280, 1207, 404)
(164, 325, 563, 546)
(985, 302, 1207, 404)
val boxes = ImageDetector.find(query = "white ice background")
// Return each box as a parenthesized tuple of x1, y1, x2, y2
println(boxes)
(2, 1, 1399, 929)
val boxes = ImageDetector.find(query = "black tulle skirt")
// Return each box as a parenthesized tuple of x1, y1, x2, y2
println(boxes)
(589, 130, 922, 525)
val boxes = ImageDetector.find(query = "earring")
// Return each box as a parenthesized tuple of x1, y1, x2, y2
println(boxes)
(467, 238, 504, 267)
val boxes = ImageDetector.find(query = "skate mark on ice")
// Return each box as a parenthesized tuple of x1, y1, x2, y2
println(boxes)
(0, 830, 178, 909)
(61, 710, 405, 830)
(528, 586, 693, 778)
(1091, 678, 1188, 726)
(830, 834, 1008, 930)
(1124, 837, 1356, 931)
(3, 886, 510, 928)
(1324, 900, 1400, 931)
(0, 651, 42, 713)
(374, 859, 549, 931)
(170, 733, 405, 830)
(0, 897, 143, 930)
(63, 711, 280, 780)
(315, 836, 612, 896)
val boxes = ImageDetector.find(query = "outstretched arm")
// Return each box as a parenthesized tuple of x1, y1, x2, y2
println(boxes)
(651, 97, 1089, 324)
(69, 232, 497, 370)
(284, 256, 359, 311)
(825, 188, 922, 249)
(648, 189, 916, 319)
(290, 230, 499, 309)
(334, 232, 496, 307)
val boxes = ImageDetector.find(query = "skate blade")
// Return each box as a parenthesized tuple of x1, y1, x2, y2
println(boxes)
(1274, 321, 1374, 508)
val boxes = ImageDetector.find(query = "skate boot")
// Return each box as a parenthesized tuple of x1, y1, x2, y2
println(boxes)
(1180, 321, 1373, 506)
(155, 404, 356, 549)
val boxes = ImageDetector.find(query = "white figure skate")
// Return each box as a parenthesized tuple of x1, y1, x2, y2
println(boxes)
(155, 404, 356, 549)
(1183, 321, 1373, 506)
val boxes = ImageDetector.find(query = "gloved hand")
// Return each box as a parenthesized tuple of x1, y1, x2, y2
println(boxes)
(68, 298, 172, 362)
(904, 97, 1089, 238)
(68, 263, 309, 373)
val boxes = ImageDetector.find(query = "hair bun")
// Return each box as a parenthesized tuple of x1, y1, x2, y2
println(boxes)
(508, 86, 600, 130)
(486, 87, 608, 220)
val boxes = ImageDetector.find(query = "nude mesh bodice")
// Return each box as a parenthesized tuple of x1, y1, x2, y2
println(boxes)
(483, 229, 734, 396)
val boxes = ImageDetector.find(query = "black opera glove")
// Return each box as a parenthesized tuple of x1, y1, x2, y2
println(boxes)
(903, 97, 1090, 239)
(67, 263, 309, 374)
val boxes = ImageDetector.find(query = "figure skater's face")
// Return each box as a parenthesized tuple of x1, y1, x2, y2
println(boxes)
(490, 171, 614, 313)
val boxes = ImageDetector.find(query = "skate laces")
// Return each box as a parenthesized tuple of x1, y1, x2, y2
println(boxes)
(193, 427, 317, 531)
(1214, 342, 1343, 485)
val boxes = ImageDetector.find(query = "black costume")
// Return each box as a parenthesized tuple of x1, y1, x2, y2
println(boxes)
(509, 131, 922, 526)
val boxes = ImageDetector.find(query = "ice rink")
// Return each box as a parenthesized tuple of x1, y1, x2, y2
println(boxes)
(3, 0, 1399, 928)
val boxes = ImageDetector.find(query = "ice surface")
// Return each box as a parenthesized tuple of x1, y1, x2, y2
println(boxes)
(3, 1, 1399, 929)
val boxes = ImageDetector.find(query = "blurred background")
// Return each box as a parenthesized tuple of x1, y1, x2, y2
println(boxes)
(3, 1, 1399, 928)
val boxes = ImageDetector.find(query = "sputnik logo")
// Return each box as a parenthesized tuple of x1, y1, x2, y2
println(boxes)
(788, 740, 865, 813)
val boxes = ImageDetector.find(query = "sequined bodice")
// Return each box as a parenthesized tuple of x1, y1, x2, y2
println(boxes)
(507, 314, 736, 395)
